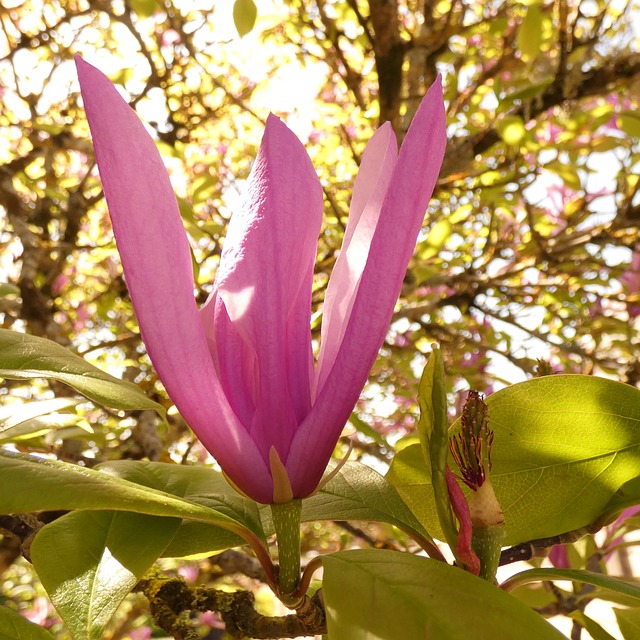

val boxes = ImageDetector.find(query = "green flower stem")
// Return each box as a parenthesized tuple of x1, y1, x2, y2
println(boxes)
(471, 524, 505, 582)
(469, 481, 505, 582)
(270, 499, 303, 603)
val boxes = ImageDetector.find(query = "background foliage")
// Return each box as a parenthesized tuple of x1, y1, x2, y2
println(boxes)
(1, 0, 639, 637)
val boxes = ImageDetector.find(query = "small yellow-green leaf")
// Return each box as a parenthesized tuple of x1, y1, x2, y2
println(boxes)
(497, 116, 527, 146)
(233, 0, 257, 37)
(0, 283, 19, 298)
(418, 219, 451, 259)
(545, 160, 582, 190)
(517, 4, 543, 61)
(130, 0, 157, 18)
(619, 112, 640, 139)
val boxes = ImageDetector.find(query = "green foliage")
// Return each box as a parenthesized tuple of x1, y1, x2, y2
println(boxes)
(0, 606, 54, 639)
(0, 451, 263, 540)
(388, 375, 640, 545)
(415, 349, 458, 552)
(323, 549, 565, 639)
(0, 330, 164, 416)
(615, 607, 640, 640)
(31, 512, 179, 640)
(502, 568, 640, 602)
(0, 398, 84, 444)
(300, 461, 437, 547)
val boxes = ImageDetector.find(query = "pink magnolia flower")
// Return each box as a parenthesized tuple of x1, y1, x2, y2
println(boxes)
(76, 56, 446, 503)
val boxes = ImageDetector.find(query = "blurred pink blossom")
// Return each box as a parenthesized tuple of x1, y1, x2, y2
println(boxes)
(198, 610, 225, 629)
(162, 29, 181, 46)
(129, 627, 153, 640)
(21, 597, 56, 628)
(536, 122, 563, 144)
(51, 274, 69, 294)
(177, 564, 200, 583)
(620, 246, 640, 318)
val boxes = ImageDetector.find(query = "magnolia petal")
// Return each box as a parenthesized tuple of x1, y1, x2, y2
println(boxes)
(314, 123, 398, 400)
(200, 291, 257, 430)
(76, 57, 271, 502)
(287, 77, 447, 496)
(213, 114, 323, 461)
(446, 467, 481, 575)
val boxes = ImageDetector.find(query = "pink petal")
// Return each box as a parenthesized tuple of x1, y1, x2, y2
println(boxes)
(201, 114, 323, 463)
(548, 545, 570, 569)
(76, 57, 271, 501)
(313, 123, 398, 399)
(446, 467, 480, 575)
(287, 77, 447, 495)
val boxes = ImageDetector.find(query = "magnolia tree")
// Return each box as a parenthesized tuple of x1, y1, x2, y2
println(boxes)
(1, 1, 640, 639)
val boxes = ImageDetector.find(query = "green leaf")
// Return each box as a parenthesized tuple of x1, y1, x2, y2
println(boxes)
(233, 0, 257, 37)
(569, 611, 618, 640)
(517, 3, 543, 62)
(389, 375, 640, 546)
(0, 283, 20, 298)
(129, 0, 157, 18)
(161, 520, 245, 557)
(415, 349, 457, 551)
(502, 568, 640, 602)
(348, 413, 388, 447)
(387, 441, 441, 539)
(418, 219, 451, 260)
(323, 549, 565, 639)
(615, 606, 640, 640)
(31, 511, 179, 640)
(0, 450, 262, 543)
(0, 605, 54, 640)
(618, 111, 640, 139)
(0, 398, 82, 442)
(97, 460, 263, 554)
(545, 160, 582, 190)
(497, 115, 527, 146)
(300, 461, 437, 548)
(597, 476, 640, 525)
(0, 330, 164, 416)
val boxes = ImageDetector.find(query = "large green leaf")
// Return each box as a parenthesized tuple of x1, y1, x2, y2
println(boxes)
(0, 450, 263, 543)
(31, 511, 179, 640)
(615, 607, 640, 640)
(0, 605, 54, 640)
(388, 375, 640, 545)
(141, 460, 438, 557)
(0, 329, 164, 415)
(323, 549, 565, 640)
(292, 461, 437, 549)
(97, 460, 261, 555)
